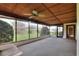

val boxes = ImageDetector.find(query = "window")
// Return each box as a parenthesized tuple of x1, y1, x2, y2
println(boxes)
(17, 20, 29, 41)
(38, 24, 43, 37)
(50, 26, 57, 37)
(0, 18, 16, 43)
(0, 17, 53, 43)
(38, 24, 50, 37)
(57, 26, 63, 37)
(30, 22, 37, 39)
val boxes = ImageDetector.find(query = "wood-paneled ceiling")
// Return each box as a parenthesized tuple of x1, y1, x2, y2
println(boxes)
(0, 3, 76, 25)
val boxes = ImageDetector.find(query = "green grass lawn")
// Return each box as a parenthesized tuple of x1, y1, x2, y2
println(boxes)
(17, 33, 29, 41)
(13, 31, 56, 42)
(12, 30, 39, 42)
(50, 32, 57, 36)
(13, 30, 57, 42)
(16, 30, 37, 41)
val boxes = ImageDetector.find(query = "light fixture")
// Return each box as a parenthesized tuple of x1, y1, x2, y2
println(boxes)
(32, 9, 38, 16)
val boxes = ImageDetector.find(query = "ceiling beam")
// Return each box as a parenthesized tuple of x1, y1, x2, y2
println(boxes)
(41, 3, 63, 24)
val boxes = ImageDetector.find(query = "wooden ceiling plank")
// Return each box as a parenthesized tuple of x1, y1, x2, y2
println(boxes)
(0, 3, 76, 25)
(11, 3, 18, 12)
(48, 4, 61, 8)
(56, 10, 75, 16)
(41, 10, 75, 20)
(41, 3, 63, 24)
(36, 4, 60, 14)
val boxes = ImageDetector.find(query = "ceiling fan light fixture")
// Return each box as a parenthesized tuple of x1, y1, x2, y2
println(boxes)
(32, 9, 38, 16)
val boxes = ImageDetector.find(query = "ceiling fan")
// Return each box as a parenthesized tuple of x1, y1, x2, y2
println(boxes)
(24, 9, 46, 19)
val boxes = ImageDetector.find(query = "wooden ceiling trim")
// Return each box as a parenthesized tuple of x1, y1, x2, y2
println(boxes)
(37, 4, 60, 13)
(41, 3, 63, 24)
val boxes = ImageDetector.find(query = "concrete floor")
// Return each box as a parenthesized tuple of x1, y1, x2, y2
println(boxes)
(19, 37, 76, 56)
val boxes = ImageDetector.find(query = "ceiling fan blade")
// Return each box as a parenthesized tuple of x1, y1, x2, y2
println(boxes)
(24, 13, 32, 16)
(38, 14, 46, 18)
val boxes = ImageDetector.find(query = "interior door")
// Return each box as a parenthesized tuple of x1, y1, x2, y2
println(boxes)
(66, 25, 75, 39)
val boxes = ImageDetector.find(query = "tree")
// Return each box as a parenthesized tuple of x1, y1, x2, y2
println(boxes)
(40, 27, 50, 36)
(0, 20, 14, 43)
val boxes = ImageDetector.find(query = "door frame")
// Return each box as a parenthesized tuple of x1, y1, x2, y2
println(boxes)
(66, 24, 76, 39)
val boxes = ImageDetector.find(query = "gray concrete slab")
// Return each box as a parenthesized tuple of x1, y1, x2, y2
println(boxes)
(19, 37, 76, 56)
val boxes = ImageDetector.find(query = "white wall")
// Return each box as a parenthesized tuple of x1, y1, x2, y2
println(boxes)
(63, 23, 76, 38)
(77, 4, 79, 56)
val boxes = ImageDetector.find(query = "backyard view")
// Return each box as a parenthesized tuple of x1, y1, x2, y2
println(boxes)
(30, 22, 37, 39)
(0, 18, 16, 42)
(17, 21, 29, 41)
(0, 18, 63, 43)
(50, 26, 57, 37)
(17, 21, 38, 41)
(58, 26, 63, 37)
(38, 24, 43, 37)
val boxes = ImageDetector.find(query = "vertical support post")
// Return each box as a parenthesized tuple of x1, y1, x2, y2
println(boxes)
(57, 25, 58, 37)
(37, 24, 38, 38)
(28, 21, 30, 39)
(62, 25, 64, 38)
(49, 26, 50, 36)
(15, 19, 17, 42)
